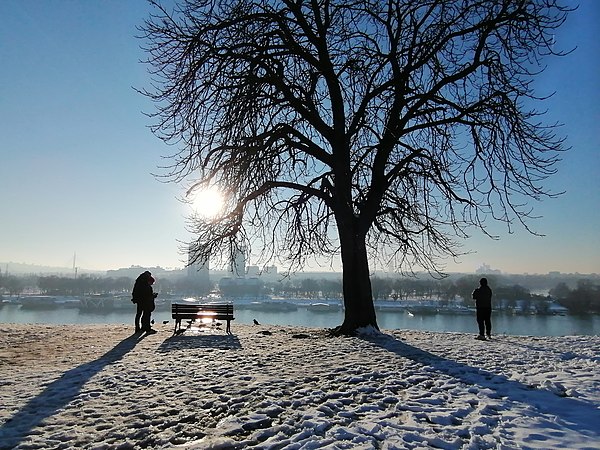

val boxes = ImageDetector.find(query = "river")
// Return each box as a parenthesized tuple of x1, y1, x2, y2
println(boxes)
(0, 302, 598, 336)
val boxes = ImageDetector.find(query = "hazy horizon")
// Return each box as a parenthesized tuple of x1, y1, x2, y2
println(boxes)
(1, 259, 598, 278)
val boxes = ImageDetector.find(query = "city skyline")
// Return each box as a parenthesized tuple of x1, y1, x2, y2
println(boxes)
(0, 259, 597, 278)
(1, 1, 598, 275)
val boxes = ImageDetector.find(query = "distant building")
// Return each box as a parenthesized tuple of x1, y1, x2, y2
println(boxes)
(476, 263, 501, 275)
(247, 265, 260, 278)
(230, 246, 246, 278)
(107, 265, 168, 279)
(188, 245, 209, 284)
(241, 264, 279, 280)
(264, 265, 278, 277)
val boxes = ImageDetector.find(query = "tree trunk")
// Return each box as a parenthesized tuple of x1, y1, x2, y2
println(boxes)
(332, 224, 379, 335)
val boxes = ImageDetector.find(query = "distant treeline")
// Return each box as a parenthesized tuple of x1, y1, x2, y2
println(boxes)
(0, 273, 213, 298)
(266, 275, 600, 314)
(548, 280, 600, 314)
(1, 272, 599, 314)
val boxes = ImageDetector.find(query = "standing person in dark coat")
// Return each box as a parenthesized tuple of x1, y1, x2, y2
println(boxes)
(473, 277, 493, 340)
(131, 271, 158, 334)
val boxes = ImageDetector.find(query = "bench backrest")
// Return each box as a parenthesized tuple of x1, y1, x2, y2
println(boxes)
(172, 303, 233, 316)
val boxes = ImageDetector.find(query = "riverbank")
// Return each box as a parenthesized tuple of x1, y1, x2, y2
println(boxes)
(1, 323, 599, 449)
(2, 302, 599, 336)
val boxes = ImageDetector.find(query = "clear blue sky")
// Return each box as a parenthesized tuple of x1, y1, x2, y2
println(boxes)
(0, 1, 598, 275)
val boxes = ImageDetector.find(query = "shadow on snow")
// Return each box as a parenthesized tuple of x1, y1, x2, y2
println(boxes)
(0, 333, 145, 450)
(361, 332, 600, 438)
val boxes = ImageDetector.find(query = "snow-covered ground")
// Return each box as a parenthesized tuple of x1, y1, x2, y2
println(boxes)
(0, 322, 598, 449)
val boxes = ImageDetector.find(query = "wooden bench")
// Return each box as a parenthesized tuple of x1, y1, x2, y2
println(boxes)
(172, 303, 235, 334)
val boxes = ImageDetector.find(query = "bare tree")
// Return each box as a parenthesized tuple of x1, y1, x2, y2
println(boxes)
(140, 0, 570, 334)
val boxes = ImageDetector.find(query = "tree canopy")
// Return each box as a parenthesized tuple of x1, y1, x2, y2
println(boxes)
(140, 0, 570, 333)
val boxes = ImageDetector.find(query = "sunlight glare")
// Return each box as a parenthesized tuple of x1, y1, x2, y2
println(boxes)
(190, 187, 224, 219)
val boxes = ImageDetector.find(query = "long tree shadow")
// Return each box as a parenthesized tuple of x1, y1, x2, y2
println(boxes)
(361, 332, 600, 438)
(500, 336, 600, 363)
(0, 333, 145, 450)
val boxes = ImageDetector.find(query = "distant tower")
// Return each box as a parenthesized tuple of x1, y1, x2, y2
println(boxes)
(188, 244, 209, 284)
(230, 246, 246, 278)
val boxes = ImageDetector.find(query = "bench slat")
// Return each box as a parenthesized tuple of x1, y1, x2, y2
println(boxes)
(172, 303, 235, 334)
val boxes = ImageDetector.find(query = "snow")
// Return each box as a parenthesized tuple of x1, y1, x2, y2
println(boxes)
(0, 322, 599, 449)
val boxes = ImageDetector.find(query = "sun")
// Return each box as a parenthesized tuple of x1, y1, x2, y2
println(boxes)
(190, 187, 224, 219)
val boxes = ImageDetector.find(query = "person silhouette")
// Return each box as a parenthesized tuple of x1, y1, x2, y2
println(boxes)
(472, 277, 493, 340)
(131, 271, 158, 334)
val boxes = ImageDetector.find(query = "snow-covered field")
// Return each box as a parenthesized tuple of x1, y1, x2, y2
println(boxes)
(0, 322, 598, 449)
